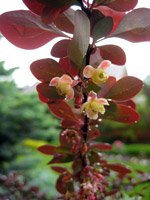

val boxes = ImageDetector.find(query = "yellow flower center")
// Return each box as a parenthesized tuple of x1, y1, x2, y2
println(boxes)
(85, 100, 105, 115)
(57, 82, 71, 95)
(92, 68, 108, 85)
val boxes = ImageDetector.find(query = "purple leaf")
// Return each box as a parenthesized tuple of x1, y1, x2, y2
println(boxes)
(111, 8, 150, 42)
(0, 10, 65, 49)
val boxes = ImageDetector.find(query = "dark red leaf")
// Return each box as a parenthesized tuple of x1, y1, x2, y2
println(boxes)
(39, 1, 77, 24)
(48, 154, 65, 164)
(106, 76, 143, 101)
(37, 0, 76, 7)
(54, 9, 74, 34)
(36, 83, 64, 99)
(61, 119, 82, 129)
(48, 100, 79, 122)
(111, 8, 150, 42)
(30, 58, 64, 82)
(51, 39, 70, 58)
(23, 0, 76, 23)
(56, 175, 67, 194)
(88, 129, 101, 140)
(103, 163, 131, 175)
(59, 57, 78, 77)
(98, 76, 116, 98)
(0, 10, 64, 49)
(103, 102, 140, 123)
(23, 0, 45, 15)
(108, 0, 138, 12)
(41, 6, 68, 24)
(91, 143, 112, 151)
(117, 100, 136, 110)
(51, 166, 68, 174)
(38, 144, 56, 155)
(97, 6, 125, 33)
(38, 93, 50, 103)
(98, 45, 126, 65)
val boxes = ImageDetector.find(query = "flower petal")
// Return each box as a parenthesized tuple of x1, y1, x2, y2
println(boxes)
(86, 110, 98, 120)
(98, 60, 111, 70)
(97, 98, 109, 105)
(60, 74, 73, 84)
(83, 65, 94, 78)
(66, 88, 74, 101)
(49, 77, 59, 86)
(88, 91, 97, 101)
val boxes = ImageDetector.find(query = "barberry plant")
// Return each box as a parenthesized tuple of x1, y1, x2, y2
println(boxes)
(0, 0, 150, 199)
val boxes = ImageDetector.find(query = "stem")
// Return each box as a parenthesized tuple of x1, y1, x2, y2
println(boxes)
(81, 45, 93, 142)
(86, 45, 94, 66)
(78, 0, 91, 18)
(79, 2, 94, 167)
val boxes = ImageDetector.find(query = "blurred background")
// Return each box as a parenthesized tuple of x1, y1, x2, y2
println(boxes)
(0, 35, 150, 199)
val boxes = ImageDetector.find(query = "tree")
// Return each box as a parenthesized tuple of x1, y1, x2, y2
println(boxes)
(0, 63, 59, 168)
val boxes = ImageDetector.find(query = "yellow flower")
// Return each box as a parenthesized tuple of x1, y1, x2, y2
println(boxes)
(49, 74, 74, 100)
(82, 91, 109, 120)
(83, 60, 111, 85)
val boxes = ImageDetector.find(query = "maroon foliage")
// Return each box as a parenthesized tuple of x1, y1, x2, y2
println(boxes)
(37, 83, 64, 99)
(51, 39, 70, 58)
(107, 0, 138, 12)
(104, 102, 140, 123)
(111, 8, 150, 42)
(59, 57, 78, 77)
(30, 58, 64, 82)
(23, 0, 77, 23)
(90, 143, 112, 151)
(48, 100, 79, 123)
(106, 76, 143, 101)
(38, 144, 56, 155)
(103, 163, 131, 177)
(98, 45, 126, 65)
(0, 10, 65, 49)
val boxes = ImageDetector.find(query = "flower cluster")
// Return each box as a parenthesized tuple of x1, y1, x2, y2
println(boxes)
(49, 60, 110, 120)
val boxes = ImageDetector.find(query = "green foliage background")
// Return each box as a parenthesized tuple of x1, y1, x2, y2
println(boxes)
(0, 61, 149, 199)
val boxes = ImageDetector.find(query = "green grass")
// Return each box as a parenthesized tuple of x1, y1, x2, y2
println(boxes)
(112, 144, 150, 156)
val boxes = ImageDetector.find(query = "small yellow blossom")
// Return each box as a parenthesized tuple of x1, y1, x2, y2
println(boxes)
(83, 60, 111, 85)
(49, 74, 74, 100)
(82, 91, 109, 120)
